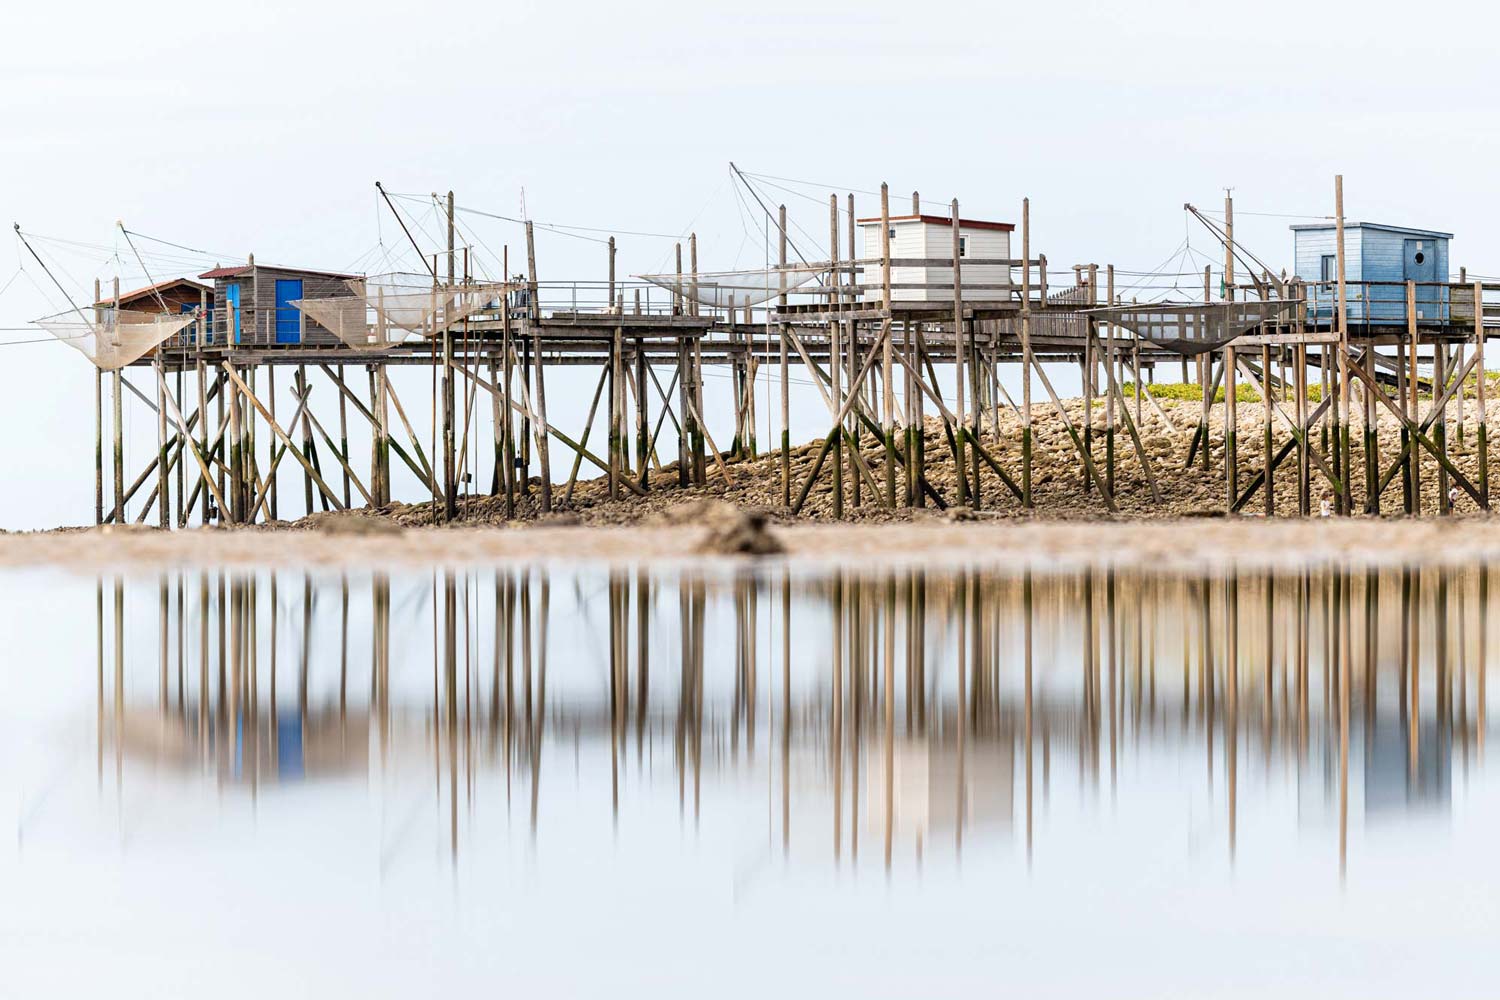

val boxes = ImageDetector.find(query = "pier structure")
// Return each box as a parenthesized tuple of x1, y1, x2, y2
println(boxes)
(29, 173, 1498, 526)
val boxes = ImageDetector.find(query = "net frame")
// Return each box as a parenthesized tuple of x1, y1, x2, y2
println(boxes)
(637, 266, 825, 310)
(1090, 301, 1293, 356)
(292, 273, 507, 349)
(33, 307, 198, 370)
(359, 273, 506, 335)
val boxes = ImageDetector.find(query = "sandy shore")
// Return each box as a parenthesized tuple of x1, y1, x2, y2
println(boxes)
(6, 515, 1500, 575)
(11, 393, 1497, 576)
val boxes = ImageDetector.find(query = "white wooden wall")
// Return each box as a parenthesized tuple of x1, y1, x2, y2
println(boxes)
(861, 221, 1012, 302)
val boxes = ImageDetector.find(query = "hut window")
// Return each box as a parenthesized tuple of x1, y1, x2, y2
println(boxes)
(1414, 251, 1426, 265)
(958, 236, 968, 258)
(888, 228, 896, 240)
(1320, 254, 1335, 282)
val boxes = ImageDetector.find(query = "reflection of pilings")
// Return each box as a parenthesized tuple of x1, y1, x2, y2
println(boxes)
(829, 570, 841, 861)
(1024, 568, 1034, 864)
(1337, 567, 1351, 881)
(444, 571, 458, 860)
(90, 560, 1498, 874)
(1107, 567, 1117, 798)
(96, 580, 104, 789)
(1226, 573, 1238, 861)
(732, 572, 756, 758)
(1482, 566, 1489, 761)
(955, 571, 967, 855)
(530, 574, 548, 839)
(636, 568, 650, 762)
(374, 573, 390, 762)
(113, 576, 123, 791)
(883, 575, 895, 871)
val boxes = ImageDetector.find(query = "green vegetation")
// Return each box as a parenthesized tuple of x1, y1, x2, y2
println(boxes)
(1119, 381, 1324, 404)
(1113, 369, 1500, 405)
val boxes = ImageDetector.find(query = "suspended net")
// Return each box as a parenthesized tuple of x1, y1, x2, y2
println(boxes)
(291, 294, 397, 349)
(359, 273, 505, 334)
(293, 274, 506, 349)
(33, 307, 198, 370)
(637, 266, 825, 310)
(1093, 301, 1294, 356)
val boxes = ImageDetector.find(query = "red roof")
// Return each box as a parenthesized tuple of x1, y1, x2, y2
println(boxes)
(198, 263, 358, 280)
(855, 214, 1014, 232)
(94, 277, 212, 308)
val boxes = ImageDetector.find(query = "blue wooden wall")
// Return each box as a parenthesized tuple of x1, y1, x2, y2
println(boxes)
(1292, 224, 1449, 323)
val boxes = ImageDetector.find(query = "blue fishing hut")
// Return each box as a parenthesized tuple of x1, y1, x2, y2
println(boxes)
(1291, 222, 1451, 324)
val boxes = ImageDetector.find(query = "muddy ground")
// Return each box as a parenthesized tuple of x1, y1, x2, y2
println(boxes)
(8, 394, 1495, 574)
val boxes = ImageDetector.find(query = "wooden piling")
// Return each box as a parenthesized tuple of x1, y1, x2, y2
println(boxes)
(155, 353, 169, 529)
(112, 278, 123, 524)
(1263, 343, 1275, 515)
(1437, 337, 1450, 515)
(1106, 265, 1116, 498)
(830, 195, 844, 519)
(524, 222, 552, 512)
(1225, 346, 1237, 510)
(951, 199, 970, 508)
(1476, 280, 1488, 506)
(880, 184, 897, 509)
(1020, 198, 1034, 509)
(1334, 175, 1351, 515)
(779, 204, 790, 507)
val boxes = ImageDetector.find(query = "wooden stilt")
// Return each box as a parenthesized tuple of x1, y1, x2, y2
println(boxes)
(1021, 198, 1034, 509)
(1334, 176, 1351, 515)
(94, 367, 104, 526)
(1438, 338, 1450, 515)
(155, 353, 169, 529)
(522, 222, 552, 512)
(779, 204, 790, 507)
(502, 261, 517, 516)
(1263, 343, 1275, 516)
(636, 338, 650, 492)
(1200, 267, 1212, 475)
(1476, 280, 1488, 508)
(845, 193, 858, 507)
(880, 184, 897, 509)
(951, 200, 969, 508)
(1106, 266, 1116, 498)
(1083, 282, 1094, 495)
(174, 368, 185, 527)
(830, 195, 844, 519)
(1363, 345, 1379, 515)
(1225, 346, 1237, 510)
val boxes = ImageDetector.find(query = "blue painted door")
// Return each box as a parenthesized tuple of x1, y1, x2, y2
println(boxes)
(224, 283, 241, 343)
(1404, 239, 1439, 319)
(274, 278, 303, 344)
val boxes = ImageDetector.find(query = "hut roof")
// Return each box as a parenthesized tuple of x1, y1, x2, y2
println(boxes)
(855, 214, 1014, 232)
(198, 263, 359, 280)
(1289, 222, 1452, 239)
(93, 277, 212, 308)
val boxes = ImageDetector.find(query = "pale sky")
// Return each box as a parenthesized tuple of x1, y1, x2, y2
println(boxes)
(3, 0, 1496, 529)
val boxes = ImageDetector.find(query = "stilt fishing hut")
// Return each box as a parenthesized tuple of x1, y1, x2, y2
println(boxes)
(18, 173, 1497, 529)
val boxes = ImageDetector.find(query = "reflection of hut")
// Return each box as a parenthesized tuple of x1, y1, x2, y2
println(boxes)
(1365, 711, 1450, 820)
(1297, 712, 1451, 827)
(868, 738, 1013, 840)
(114, 708, 370, 784)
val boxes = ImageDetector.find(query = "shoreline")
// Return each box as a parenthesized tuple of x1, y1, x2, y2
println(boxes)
(6, 514, 1500, 576)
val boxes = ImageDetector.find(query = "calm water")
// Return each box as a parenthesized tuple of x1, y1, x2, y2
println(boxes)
(2, 559, 1497, 998)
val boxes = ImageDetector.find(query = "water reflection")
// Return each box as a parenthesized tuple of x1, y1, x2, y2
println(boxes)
(85, 561, 1488, 879)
